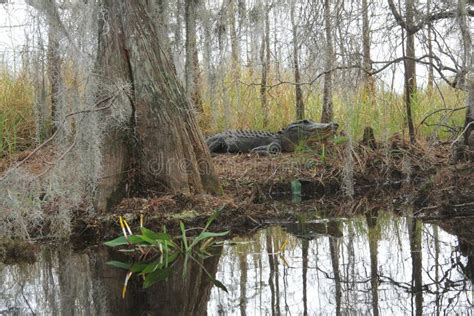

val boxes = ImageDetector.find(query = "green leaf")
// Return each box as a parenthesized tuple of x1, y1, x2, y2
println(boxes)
(141, 260, 162, 274)
(104, 235, 144, 247)
(106, 260, 131, 270)
(211, 278, 229, 293)
(180, 222, 189, 251)
(130, 262, 150, 273)
(143, 266, 173, 288)
(141, 227, 171, 241)
(104, 236, 129, 247)
(203, 205, 226, 231)
(190, 231, 229, 249)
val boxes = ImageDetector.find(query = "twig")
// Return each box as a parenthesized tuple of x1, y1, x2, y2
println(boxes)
(451, 121, 474, 146)
(0, 95, 116, 182)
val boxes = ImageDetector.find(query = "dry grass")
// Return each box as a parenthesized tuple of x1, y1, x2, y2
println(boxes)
(0, 70, 35, 157)
(199, 69, 466, 143)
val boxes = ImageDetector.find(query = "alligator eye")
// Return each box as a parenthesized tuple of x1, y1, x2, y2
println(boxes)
(302, 119, 309, 124)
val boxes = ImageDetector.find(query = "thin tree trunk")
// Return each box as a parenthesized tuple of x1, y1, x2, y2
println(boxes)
(290, 0, 304, 120)
(202, 2, 216, 127)
(361, 0, 375, 102)
(405, 0, 417, 144)
(185, 0, 203, 111)
(321, 0, 333, 123)
(427, 0, 434, 91)
(260, 1, 270, 127)
(229, 0, 241, 116)
(47, 23, 61, 134)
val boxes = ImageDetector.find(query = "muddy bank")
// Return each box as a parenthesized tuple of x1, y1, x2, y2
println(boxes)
(1, 139, 472, 244)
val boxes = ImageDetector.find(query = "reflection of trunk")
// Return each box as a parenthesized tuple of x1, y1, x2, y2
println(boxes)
(239, 253, 247, 316)
(366, 212, 380, 316)
(104, 247, 223, 315)
(94, 0, 220, 211)
(408, 217, 423, 316)
(290, 0, 304, 120)
(321, 0, 333, 123)
(433, 225, 441, 316)
(266, 233, 276, 315)
(302, 238, 309, 316)
(328, 222, 341, 316)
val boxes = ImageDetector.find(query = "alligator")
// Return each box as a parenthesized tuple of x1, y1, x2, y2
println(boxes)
(206, 119, 339, 154)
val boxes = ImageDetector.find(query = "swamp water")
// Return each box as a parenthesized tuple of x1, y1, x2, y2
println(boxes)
(0, 213, 472, 315)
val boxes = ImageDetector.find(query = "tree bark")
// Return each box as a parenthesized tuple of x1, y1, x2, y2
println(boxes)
(361, 0, 375, 102)
(260, 1, 270, 127)
(290, 0, 304, 120)
(458, 0, 474, 145)
(405, 0, 417, 144)
(426, 0, 434, 91)
(229, 0, 242, 117)
(185, 0, 203, 112)
(321, 0, 333, 123)
(95, 0, 220, 211)
(47, 23, 61, 134)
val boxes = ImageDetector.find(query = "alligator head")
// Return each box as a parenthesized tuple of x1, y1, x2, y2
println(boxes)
(278, 119, 339, 145)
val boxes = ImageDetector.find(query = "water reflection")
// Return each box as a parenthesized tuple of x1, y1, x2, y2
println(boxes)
(209, 215, 473, 315)
(0, 214, 472, 315)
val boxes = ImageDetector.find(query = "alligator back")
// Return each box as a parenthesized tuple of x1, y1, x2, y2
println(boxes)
(207, 130, 279, 153)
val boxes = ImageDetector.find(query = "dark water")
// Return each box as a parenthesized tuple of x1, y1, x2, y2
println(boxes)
(1, 213, 472, 315)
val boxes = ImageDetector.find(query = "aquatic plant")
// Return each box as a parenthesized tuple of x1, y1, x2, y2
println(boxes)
(105, 210, 229, 297)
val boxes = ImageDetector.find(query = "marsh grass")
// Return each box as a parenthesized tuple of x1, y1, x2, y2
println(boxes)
(0, 66, 466, 159)
(199, 69, 466, 143)
(0, 70, 35, 157)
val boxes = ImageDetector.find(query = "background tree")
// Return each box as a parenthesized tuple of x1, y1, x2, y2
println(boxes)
(290, 0, 304, 120)
(321, 0, 334, 123)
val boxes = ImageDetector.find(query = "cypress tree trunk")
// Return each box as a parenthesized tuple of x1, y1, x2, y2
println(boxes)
(95, 0, 220, 211)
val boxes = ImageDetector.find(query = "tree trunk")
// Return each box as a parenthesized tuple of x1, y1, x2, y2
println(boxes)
(95, 0, 220, 211)
(47, 23, 61, 134)
(405, 0, 417, 144)
(260, 1, 270, 127)
(185, 0, 203, 111)
(229, 0, 242, 117)
(321, 0, 333, 123)
(361, 0, 375, 102)
(426, 0, 434, 91)
(202, 2, 217, 127)
(290, 0, 304, 120)
(458, 0, 474, 145)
